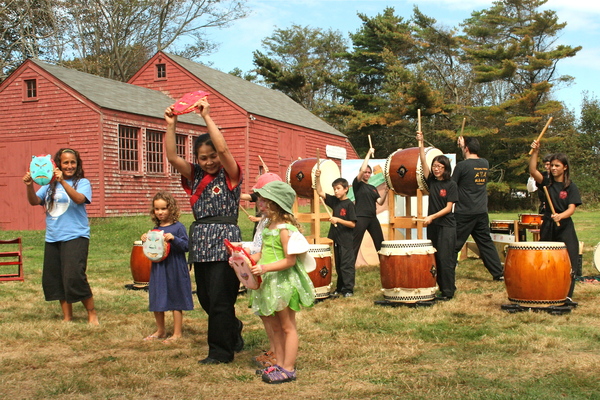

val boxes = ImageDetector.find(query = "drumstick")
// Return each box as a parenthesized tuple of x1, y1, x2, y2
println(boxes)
(543, 186, 560, 227)
(528, 117, 553, 155)
(239, 206, 252, 218)
(368, 134, 373, 156)
(315, 148, 336, 227)
(460, 117, 466, 137)
(417, 109, 421, 133)
(258, 155, 269, 173)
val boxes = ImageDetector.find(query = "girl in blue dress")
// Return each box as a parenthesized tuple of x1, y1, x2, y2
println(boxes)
(142, 191, 193, 343)
(249, 180, 315, 384)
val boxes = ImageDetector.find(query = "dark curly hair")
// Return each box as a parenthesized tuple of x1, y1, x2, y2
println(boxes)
(45, 148, 85, 212)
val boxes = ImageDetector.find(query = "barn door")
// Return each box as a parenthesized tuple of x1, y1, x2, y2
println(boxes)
(0, 139, 69, 230)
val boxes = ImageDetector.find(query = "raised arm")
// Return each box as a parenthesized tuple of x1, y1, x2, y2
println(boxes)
(23, 172, 42, 206)
(357, 147, 375, 182)
(165, 107, 193, 180)
(198, 98, 241, 187)
(416, 131, 430, 178)
(528, 140, 544, 184)
(315, 168, 326, 199)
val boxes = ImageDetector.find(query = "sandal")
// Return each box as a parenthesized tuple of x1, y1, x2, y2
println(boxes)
(261, 365, 296, 384)
(253, 350, 276, 368)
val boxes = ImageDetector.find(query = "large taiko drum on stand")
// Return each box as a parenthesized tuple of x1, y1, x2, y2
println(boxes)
(286, 158, 340, 198)
(378, 240, 438, 303)
(130, 241, 152, 288)
(384, 147, 443, 196)
(307, 244, 333, 299)
(504, 241, 572, 307)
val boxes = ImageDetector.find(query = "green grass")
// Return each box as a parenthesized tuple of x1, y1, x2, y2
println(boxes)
(1, 209, 600, 399)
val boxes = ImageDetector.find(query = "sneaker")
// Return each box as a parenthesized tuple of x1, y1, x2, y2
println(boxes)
(198, 357, 229, 365)
(343, 292, 353, 298)
(435, 295, 453, 302)
(493, 276, 505, 281)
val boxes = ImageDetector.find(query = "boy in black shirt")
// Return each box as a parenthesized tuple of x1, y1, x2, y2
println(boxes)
(316, 170, 357, 297)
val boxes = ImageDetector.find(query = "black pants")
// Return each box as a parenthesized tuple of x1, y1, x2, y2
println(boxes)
(353, 216, 384, 261)
(428, 224, 457, 298)
(43, 238, 92, 303)
(194, 261, 241, 362)
(453, 213, 504, 279)
(333, 241, 356, 294)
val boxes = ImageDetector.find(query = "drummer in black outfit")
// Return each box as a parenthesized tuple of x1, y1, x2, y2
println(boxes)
(352, 147, 390, 262)
(529, 142, 581, 297)
(452, 136, 504, 281)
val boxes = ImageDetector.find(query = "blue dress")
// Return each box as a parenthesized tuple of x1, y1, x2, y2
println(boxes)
(148, 222, 194, 312)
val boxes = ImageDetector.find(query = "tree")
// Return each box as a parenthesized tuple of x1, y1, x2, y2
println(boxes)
(460, 0, 581, 185)
(31, 0, 248, 81)
(0, 0, 57, 80)
(252, 25, 347, 120)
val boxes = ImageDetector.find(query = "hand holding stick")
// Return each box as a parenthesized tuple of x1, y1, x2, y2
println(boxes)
(543, 186, 560, 227)
(528, 117, 553, 155)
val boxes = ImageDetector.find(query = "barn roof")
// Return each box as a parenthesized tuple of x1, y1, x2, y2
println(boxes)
(30, 59, 205, 126)
(165, 53, 345, 137)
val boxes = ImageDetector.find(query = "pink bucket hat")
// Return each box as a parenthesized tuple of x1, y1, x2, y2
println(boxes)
(252, 172, 283, 191)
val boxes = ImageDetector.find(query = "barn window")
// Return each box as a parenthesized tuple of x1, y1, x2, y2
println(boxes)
(146, 130, 164, 174)
(169, 134, 187, 174)
(156, 63, 166, 79)
(119, 125, 139, 172)
(24, 79, 37, 99)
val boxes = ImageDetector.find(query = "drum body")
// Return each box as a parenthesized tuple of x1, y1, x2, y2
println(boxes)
(378, 240, 438, 302)
(307, 244, 333, 299)
(130, 241, 152, 287)
(384, 147, 443, 197)
(286, 158, 340, 199)
(504, 241, 571, 307)
(519, 213, 542, 225)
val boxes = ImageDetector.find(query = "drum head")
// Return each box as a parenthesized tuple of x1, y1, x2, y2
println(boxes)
(312, 159, 341, 196)
(594, 242, 600, 273)
(418, 147, 443, 194)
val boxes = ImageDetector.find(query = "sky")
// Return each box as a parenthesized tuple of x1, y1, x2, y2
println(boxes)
(200, 0, 600, 116)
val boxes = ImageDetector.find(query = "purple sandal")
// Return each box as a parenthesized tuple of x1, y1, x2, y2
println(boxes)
(261, 365, 296, 384)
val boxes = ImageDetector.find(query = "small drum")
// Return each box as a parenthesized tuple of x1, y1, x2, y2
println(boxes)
(519, 213, 542, 225)
(384, 147, 443, 196)
(504, 241, 572, 307)
(378, 240, 438, 303)
(130, 241, 152, 288)
(286, 158, 340, 198)
(307, 244, 333, 299)
(490, 220, 515, 233)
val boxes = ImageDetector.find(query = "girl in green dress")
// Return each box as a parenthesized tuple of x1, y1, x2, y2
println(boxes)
(250, 181, 315, 384)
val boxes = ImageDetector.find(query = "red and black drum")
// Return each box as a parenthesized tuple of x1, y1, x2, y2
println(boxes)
(378, 240, 438, 303)
(130, 241, 152, 288)
(286, 158, 340, 199)
(384, 147, 443, 197)
(307, 244, 333, 299)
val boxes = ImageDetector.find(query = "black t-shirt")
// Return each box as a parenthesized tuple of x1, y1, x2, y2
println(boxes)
(352, 177, 380, 218)
(542, 181, 582, 217)
(426, 175, 458, 227)
(452, 158, 489, 215)
(325, 194, 357, 245)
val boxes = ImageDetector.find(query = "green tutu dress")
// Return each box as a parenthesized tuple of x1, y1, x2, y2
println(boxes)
(250, 223, 315, 316)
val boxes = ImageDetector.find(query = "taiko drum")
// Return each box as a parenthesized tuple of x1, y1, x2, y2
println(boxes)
(378, 240, 438, 303)
(130, 241, 152, 288)
(519, 213, 542, 225)
(286, 158, 340, 199)
(384, 147, 443, 197)
(307, 244, 333, 299)
(504, 241, 572, 307)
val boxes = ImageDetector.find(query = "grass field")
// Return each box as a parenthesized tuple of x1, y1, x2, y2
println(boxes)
(1, 210, 600, 399)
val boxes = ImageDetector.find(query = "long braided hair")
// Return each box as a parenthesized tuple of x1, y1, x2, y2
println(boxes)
(45, 148, 85, 212)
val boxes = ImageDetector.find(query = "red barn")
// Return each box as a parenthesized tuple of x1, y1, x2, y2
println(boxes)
(0, 53, 357, 230)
